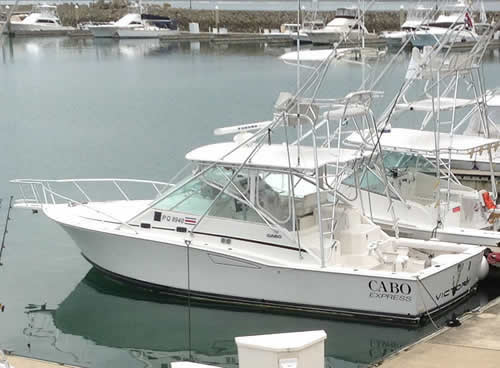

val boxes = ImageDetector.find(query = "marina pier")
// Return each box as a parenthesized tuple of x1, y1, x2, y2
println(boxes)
(374, 296, 500, 368)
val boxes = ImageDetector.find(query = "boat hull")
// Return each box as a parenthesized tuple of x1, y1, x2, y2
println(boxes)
(411, 30, 477, 48)
(115, 28, 179, 39)
(5, 22, 73, 33)
(87, 25, 120, 38)
(307, 31, 377, 45)
(56, 219, 483, 325)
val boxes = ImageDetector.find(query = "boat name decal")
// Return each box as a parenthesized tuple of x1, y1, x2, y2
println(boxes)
(435, 278, 470, 301)
(159, 214, 198, 225)
(266, 233, 282, 239)
(161, 214, 184, 224)
(368, 280, 412, 302)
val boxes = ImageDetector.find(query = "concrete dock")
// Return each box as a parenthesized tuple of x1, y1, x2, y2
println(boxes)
(373, 296, 500, 368)
(1, 355, 78, 368)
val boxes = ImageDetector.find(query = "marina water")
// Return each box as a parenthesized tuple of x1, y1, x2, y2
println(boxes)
(1, 37, 500, 367)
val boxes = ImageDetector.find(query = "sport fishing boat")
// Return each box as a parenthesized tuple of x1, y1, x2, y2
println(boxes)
(12, 88, 488, 325)
(86, 12, 143, 38)
(344, 24, 500, 258)
(305, 8, 377, 45)
(380, 5, 435, 48)
(114, 14, 178, 39)
(344, 131, 500, 250)
(5, 4, 73, 33)
(410, 1, 479, 47)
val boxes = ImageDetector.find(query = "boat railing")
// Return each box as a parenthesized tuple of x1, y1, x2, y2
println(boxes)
(10, 178, 173, 233)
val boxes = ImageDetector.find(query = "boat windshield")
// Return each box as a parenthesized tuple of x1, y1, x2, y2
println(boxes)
(342, 152, 434, 197)
(342, 167, 390, 197)
(154, 166, 296, 228)
(382, 152, 435, 173)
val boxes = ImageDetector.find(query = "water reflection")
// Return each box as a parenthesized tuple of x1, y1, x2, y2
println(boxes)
(1, 36, 299, 64)
(23, 268, 497, 368)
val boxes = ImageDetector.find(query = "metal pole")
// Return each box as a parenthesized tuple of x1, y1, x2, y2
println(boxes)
(311, 127, 325, 268)
(0, 196, 13, 266)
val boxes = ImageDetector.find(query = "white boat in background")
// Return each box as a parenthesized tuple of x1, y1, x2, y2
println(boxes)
(12, 88, 488, 325)
(411, 1, 479, 47)
(86, 13, 144, 38)
(305, 8, 377, 45)
(344, 130, 500, 249)
(381, 5, 435, 47)
(280, 47, 384, 64)
(343, 24, 500, 258)
(87, 13, 178, 39)
(114, 14, 178, 39)
(4, 4, 73, 33)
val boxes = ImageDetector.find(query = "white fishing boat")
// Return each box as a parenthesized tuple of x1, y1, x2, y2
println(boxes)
(12, 88, 488, 324)
(114, 14, 178, 39)
(305, 8, 377, 45)
(380, 5, 435, 47)
(4, 4, 73, 33)
(87, 13, 178, 39)
(343, 24, 500, 257)
(279, 47, 383, 64)
(411, 1, 479, 47)
(344, 130, 500, 249)
(86, 12, 143, 38)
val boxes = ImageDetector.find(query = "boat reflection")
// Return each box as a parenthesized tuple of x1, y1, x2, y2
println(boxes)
(22, 268, 496, 368)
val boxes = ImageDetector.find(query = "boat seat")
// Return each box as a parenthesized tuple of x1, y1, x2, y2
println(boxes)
(337, 223, 382, 256)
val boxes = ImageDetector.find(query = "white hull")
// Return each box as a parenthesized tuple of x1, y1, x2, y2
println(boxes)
(48, 207, 483, 324)
(115, 28, 179, 39)
(342, 186, 500, 248)
(6, 22, 73, 32)
(88, 25, 121, 38)
(411, 29, 478, 47)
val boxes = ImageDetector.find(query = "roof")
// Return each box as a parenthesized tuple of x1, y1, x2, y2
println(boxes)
(345, 128, 500, 155)
(280, 47, 381, 62)
(186, 142, 366, 171)
(486, 94, 500, 107)
(396, 97, 475, 112)
(235, 330, 327, 352)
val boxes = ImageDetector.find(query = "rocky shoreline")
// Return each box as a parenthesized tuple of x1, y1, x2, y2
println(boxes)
(2, 3, 500, 34)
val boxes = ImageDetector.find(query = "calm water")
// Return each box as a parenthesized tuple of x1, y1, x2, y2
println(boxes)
(1, 37, 500, 368)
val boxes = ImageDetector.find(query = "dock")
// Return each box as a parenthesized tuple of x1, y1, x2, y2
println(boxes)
(373, 296, 500, 368)
(1, 355, 79, 368)
(159, 31, 295, 44)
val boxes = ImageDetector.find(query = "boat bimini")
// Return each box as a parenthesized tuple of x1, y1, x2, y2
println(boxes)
(12, 90, 488, 325)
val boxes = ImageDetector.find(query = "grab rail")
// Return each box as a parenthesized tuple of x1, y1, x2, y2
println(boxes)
(11, 178, 173, 234)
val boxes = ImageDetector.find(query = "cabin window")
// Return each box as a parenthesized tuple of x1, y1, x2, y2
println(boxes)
(154, 167, 264, 224)
(256, 172, 292, 225)
(383, 152, 434, 173)
(36, 19, 56, 24)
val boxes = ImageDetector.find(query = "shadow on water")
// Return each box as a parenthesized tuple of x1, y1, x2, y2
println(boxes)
(22, 267, 500, 368)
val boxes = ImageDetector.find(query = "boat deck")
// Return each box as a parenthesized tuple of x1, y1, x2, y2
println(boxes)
(373, 296, 500, 368)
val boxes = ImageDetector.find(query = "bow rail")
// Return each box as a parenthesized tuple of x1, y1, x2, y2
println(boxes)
(10, 178, 173, 233)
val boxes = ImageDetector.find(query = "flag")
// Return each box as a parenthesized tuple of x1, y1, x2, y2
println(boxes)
(465, 12, 473, 30)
